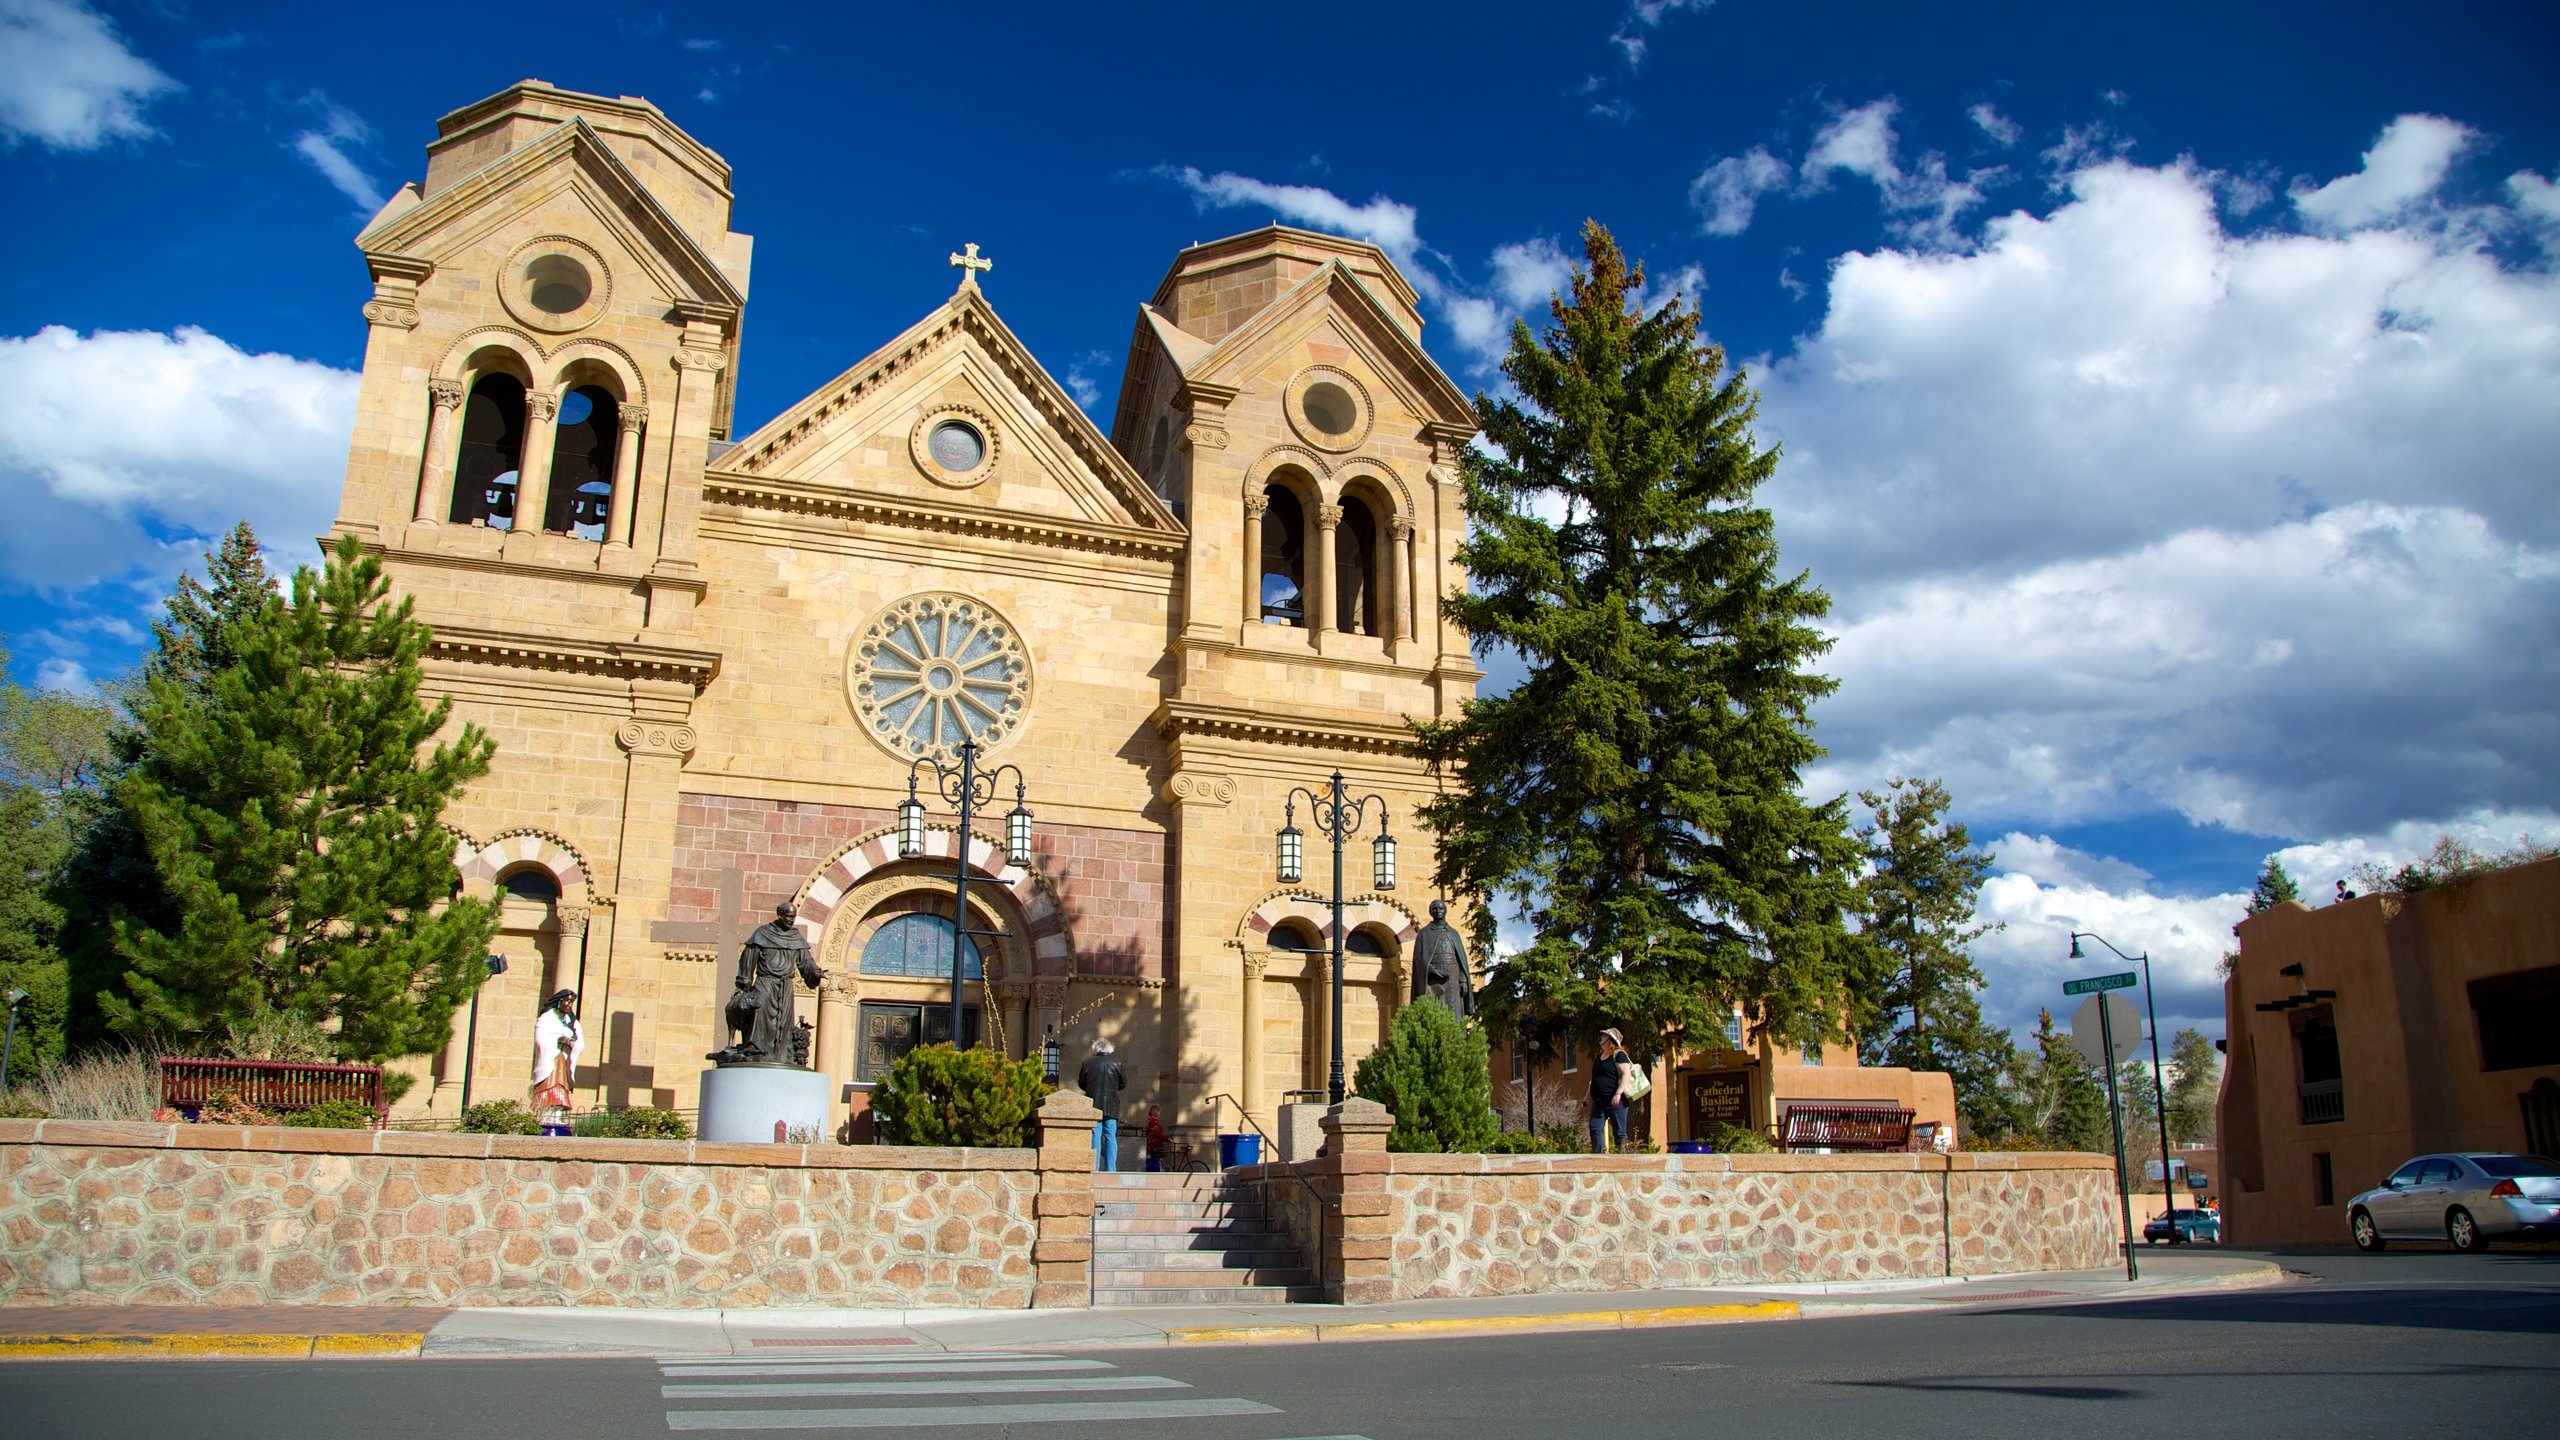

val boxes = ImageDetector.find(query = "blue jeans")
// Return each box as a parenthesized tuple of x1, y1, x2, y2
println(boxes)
(1093, 1115, 1119, 1171)
(1589, 1101, 1628, 1152)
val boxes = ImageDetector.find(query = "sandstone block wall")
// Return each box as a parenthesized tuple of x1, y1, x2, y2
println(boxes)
(0, 1120, 1044, 1310)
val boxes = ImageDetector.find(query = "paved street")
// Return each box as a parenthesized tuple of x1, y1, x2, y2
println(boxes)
(7, 1249, 2555, 1438)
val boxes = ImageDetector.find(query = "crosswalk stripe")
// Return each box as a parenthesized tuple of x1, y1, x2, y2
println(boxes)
(658, 1359, 1114, 1379)
(664, 1376, 1188, 1400)
(660, 1352, 1037, 1369)
(664, 1397, 1283, 1431)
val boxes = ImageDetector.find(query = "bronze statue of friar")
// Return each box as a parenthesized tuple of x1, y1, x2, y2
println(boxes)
(1410, 898, 1476, 1018)
(709, 902, 826, 1067)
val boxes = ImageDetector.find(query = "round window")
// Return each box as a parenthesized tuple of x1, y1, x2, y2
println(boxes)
(525, 254, 593, 315)
(928, 419, 987, 472)
(1301, 381, 1357, 436)
(848, 593, 1034, 763)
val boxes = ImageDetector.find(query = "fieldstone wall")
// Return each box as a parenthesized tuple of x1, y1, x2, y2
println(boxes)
(0, 1118, 1050, 1310)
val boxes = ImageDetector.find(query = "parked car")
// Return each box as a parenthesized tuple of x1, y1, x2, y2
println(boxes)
(2347, 1153, 2560, 1253)
(2142, 1207, 2220, 1245)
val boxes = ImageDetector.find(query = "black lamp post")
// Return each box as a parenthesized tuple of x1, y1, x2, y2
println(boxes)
(458, 954, 507, 1112)
(898, 738, 1035, 1050)
(2072, 931, 2181, 1242)
(1, 987, 27, 1090)
(1275, 769, 1397, 1103)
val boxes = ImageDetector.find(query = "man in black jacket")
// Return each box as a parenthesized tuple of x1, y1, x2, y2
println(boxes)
(1078, 1039, 1126, 1171)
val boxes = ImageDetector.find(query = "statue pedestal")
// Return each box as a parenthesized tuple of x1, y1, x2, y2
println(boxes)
(697, 1064, 832, 1144)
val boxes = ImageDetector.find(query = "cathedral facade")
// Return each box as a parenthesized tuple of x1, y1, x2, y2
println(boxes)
(327, 82, 1481, 1138)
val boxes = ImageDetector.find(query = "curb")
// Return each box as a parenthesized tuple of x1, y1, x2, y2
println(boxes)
(1164, 1299, 1801, 1346)
(0, 1332, 424, 1361)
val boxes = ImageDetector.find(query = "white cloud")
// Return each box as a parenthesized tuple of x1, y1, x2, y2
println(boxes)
(0, 325, 357, 593)
(1608, 0, 1713, 70)
(1798, 98, 1987, 246)
(290, 99, 384, 212)
(2508, 169, 2560, 228)
(1158, 166, 1423, 276)
(2293, 114, 2475, 229)
(1987, 834, 2153, 894)
(1062, 349, 1111, 409)
(1487, 236, 1574, 311)
(0, 0, 177, 150)
(1690, 146, 1791, 236)
(1970, 863, 2244, 1038)
(1967, 102, 2021, 148)
(31, 656, 93, 694)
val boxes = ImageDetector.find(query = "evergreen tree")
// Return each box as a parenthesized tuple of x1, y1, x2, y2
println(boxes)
(146, 522, 273, 697)
(0, 642, 118, 1083)
(2015, 1008, 2109, 1153)
(1415, 222, 1870, 1058)
(2166, 1026, 2219, 1144)
(1851, 777, 2018, 1136)
(96, 534, 500, 1060)
(1354, 998, 1499, 1153)
(2246, 858, 2300, 914)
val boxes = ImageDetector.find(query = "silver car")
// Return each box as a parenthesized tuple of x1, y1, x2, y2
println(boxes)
(2347, 1152, 2560, 1253)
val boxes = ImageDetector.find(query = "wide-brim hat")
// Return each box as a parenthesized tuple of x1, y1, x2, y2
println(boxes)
(1600, 1027, 1623, 1046)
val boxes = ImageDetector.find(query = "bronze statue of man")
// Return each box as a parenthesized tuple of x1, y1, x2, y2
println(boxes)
(712, 902, 825, 1066)
(1410, 898, 1475, 1018)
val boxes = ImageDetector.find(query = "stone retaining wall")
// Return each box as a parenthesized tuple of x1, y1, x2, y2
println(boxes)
(0, 1091, 1104, 1310)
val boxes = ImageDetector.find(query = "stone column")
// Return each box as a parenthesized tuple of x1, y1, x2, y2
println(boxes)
(1032, 1088, 1101, 1308)
(1320, 1097, 1396, 1304)
(1240, 490, 1267, 625)
(608, 408, 645, 548)
(1312, 502, 1342, 635)
(816, 972, 856, 1127)
(514, 390, 561, 536)
(605, 701, 697, 1109)
(414, 379, 465, 524)
(1388, 516, 1415, 644)
(1240, 951, 1268, 1119)
(1306, 951, 1332, 1095)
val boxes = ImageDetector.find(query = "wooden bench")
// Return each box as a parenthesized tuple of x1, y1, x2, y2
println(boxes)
(1780, 1103, 1916, 1153)
(158, 1057, 386, 1120)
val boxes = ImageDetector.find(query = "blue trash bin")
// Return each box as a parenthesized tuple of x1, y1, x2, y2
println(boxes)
(1217, 1133, 1262, 1168)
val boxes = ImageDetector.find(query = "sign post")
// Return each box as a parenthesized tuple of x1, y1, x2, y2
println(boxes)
(2070, 978, 2143, 1280)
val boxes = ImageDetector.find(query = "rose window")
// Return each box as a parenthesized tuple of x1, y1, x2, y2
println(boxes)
(849, 593, 1033, 763)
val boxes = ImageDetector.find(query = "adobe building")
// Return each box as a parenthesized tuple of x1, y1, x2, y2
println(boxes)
(325, 81, 1484, 1138)
(1495, 1014, 1957, 1150)
(2218, 856, 2560, 1248)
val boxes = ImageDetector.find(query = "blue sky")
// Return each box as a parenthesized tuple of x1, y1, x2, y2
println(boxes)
(4, 0, 2555, 1046)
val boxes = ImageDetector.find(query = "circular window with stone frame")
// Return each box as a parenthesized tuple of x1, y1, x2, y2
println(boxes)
(1286, 366, 1373, 452)
(909, 405, 1003, 488)
(500, 235, 613, 334)
(845, 592, 1036, 765)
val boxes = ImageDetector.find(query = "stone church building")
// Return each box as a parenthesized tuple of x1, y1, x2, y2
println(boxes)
(329, 82, 1482, 1139)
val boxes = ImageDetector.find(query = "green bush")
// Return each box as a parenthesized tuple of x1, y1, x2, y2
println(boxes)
(281, 1098, 379, 1129)
(458, 1099, 540, 1135)
(871, 1043, 1048, 1147)
(0, 1090, 48, 1119)
(1353, 997, 1497, 1154)
(571, 1106, 692, 1140)
(1705, 1122, 1776, 1154)
(1485, 1129, 1579, 1155)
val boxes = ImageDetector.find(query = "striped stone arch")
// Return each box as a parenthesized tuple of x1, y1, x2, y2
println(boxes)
(795, 825, 1071, 976)
(1239, 890, 1419, 950)
(456, 828, 591, 905)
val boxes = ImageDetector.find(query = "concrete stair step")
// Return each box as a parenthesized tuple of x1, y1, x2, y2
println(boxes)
(1092, 1202, 1267, 1222)
(1092, 1249, 1306, 1273)
(1094, 1282, 1327, 1306)
(1091, 1229, 1294, 1251)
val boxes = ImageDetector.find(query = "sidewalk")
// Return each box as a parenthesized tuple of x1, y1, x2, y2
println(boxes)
(0, 1251, 2283, 1360)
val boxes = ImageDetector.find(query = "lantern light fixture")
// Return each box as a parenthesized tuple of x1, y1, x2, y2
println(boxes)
(1372, 818, 1398, 891)
(1006, 779, 1034, 870)
(1277, 802, 1305, 885)
(897, 776, 927, 860)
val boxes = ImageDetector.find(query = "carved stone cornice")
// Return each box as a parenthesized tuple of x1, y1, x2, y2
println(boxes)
(428, 378, 466, 410)
(1163, 773, 1237, 807)
(1152, 697, 1418, 755)
(1184, 421, 1229, 452)
(425, 623, 722, 692)
(365, 253, 434, 285)
(1422, 421, 1479, 466)
(526, 391, 559, 423)
(671, 349, 728, 373)
(363, 302, 421, 330)
(1033, 977, 1069, 1010)
(615, 720, 699, 759)
(704, 474, 1185, 563)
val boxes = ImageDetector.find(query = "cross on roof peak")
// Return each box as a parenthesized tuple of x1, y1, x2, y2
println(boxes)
(949, 242, 992, 290)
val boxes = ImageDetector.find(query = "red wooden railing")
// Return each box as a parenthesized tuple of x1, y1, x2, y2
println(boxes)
(158, 1057, 385, 1119)
(1779, 1103, 1916, 1153)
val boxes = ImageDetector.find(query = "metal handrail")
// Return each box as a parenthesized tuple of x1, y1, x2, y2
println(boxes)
(1203, 1091, 1333, 1296)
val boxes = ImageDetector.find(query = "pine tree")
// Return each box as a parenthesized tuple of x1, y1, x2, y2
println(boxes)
(1851, 777, 2018, 1136)
(2246, 858, 2300, 914)
(96, 534, 500, 1060)
(146, 521, 274, 697)
(1415, 222, 1869, 1058)
(2166, 1026, 2219, 1144)
(1354, 998, 1499, 1153)
(0, 642, 118, 1083)
(2016, 1008, 2109, 1153)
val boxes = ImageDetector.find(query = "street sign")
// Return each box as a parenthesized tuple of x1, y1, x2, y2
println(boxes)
(2063, 971, 2139, 996)
(2071, 993, 2142, 1067)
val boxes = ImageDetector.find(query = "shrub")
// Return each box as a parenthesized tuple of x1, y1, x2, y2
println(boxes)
(1353, 998, 1497, 1154)
(223, 1010, 334, 1063)
(281, 1098, 378, 1129)
(33, 1046, 159, 1121)
(0, 1090, 48, 1119)
(197, 1089, 278, 1126)
(572, 1106, 692, 1140)
(1485, 1129, 1578, 1155)
(1705, 1122, 1776, 1154)
(459, 1099, 540, 1135)
(871, 1043, 1047, 1148)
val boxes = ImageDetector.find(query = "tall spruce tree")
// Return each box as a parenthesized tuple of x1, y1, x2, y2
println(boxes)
(1416, 222, 1870, 1057)
(1852, 777, 2018, 1137)
(96, 534, 499, 1059)
(2166, 1026, 2219, 1144)
(2247, 858, 2300, 914)
(2016, 1008, 2110, 1153)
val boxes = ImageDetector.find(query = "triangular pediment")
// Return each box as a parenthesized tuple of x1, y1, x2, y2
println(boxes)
(1186, 260, 1474, 428)
(714, 285, 1180, 544)
(358, 117, 741, 310)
